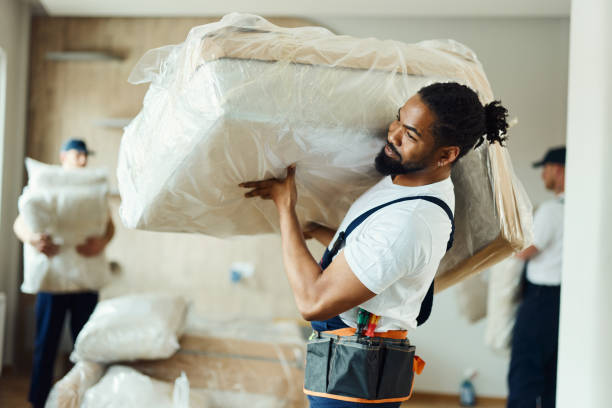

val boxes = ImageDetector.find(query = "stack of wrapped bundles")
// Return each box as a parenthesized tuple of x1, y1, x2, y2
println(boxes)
(46, 294, 307, 407)
(18, 158, 110, 293)
(118, 13, 532, 290)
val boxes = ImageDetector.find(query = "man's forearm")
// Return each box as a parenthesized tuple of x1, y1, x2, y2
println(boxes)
(103, 218, 115, 243)
(278, 207, 323, 317)
(13, 215, 34, 244)
(516, 245, 538, 261)
(311, 226, 336, 248)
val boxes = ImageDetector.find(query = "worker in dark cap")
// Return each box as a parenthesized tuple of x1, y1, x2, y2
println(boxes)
(13, 139, 114, 408)
(507, 146, 566, 408)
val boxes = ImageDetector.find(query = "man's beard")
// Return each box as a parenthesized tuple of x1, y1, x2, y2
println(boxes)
(374, 143, 429, 175)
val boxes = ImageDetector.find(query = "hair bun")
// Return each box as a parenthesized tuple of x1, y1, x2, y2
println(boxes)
(483, 101, 509, 145)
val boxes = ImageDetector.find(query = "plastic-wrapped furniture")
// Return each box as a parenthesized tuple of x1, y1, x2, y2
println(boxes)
(118, 13, 532, 290)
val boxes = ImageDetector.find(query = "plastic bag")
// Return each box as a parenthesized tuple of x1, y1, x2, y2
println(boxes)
(44, 361, 105, 408)
(72, 293, 188, 363)
(127, 316, 307, 407)
(81, 366, 182, 408)
(484, 257, 524, 353)
(19, 158, 110, 293)
(118, 13, 533, 288)
(455, 273, 489, 323)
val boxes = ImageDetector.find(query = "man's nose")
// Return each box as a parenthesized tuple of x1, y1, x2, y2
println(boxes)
(388, 124, 402, 146)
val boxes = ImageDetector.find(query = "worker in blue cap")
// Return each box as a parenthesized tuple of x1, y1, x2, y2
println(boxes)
(508, 146, 566, 408)
(13, 139, 114, 408)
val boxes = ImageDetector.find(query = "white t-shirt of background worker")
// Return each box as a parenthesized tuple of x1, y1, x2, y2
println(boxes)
(526, 195, 564, 286)
(327, 175, 455, 331)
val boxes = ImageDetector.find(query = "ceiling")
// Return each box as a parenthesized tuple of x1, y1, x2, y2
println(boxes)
(36, 0, 571, 18)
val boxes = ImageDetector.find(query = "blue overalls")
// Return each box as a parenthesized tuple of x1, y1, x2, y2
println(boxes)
(507, 266, 561, 408)
(307, 196, 455, 408)
(29, 291, 98, 408)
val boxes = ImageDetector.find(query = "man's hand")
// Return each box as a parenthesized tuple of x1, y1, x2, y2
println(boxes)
(76, 236, 107, 257)
(239, 165, 297, 211)
(302, 222, 320, 240)
(303, 222, 337, 247)
(30, 233, 60, 257)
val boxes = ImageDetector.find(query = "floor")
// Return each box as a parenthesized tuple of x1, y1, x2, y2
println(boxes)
(0, 368, 506, 408)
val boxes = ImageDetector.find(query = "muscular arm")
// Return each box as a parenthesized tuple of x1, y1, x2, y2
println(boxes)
(241, 166, 375, 321)
(280, 207, 375, 321)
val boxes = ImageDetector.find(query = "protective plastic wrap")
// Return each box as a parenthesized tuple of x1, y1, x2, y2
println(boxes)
(79, 365, 294, 408)
(485, 257, 524, 353)
(80, 366, 194, 408)
(118, 13, 533, 288)
(44, 361, 105, 408)
(52, 317, 307, 407)
(455, 273, 488, 323)
(72, 293, 188, 363)
(19, 158, 110, 294)
(126, 318, 307, 407)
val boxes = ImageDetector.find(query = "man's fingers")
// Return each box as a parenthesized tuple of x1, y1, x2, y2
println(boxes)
(244, 188, 270, 198)
(239, 179, 276, 188)
(287, 164, 296, 176)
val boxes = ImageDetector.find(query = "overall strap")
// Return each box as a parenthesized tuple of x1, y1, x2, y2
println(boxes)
(319, 195, 455, 327)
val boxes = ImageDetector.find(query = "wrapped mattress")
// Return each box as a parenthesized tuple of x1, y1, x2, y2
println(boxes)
(18, 158, 110, 293)
(118, 13, 532, 290)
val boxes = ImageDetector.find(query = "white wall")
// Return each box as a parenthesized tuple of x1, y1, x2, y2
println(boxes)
(0, 0, 30, 367)
(314, 17, 570, 397)
(557, 0, 612, 406)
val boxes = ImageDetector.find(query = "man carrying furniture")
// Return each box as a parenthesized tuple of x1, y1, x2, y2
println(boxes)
(509, 146, 566, 408)
(241, 82, 509, 407)
(13, 139, 115, 408)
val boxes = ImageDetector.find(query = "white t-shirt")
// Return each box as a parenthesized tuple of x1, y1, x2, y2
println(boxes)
(328, 175, 455, 331)
(526, 195, 564, 286)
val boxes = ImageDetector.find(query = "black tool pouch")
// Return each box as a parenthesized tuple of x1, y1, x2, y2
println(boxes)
(304, 332, 416, 402)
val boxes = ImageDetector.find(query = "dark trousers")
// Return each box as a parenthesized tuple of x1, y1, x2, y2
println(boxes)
(29, 291, 98, 408)
(507, 282, 561, 408)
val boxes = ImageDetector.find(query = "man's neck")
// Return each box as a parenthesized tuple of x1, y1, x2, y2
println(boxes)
(391, 168, 451, 187)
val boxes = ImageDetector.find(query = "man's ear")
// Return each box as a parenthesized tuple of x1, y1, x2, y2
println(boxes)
(439, 146, 460, 167)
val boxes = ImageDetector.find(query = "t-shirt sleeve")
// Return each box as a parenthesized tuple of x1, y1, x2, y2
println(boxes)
(532, 203, 556, 251)
(343, 211, 433, 294)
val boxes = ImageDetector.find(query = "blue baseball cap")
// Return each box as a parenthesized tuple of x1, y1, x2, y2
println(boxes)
(533, 146, 565, 167)
(60, 139, 94, 155)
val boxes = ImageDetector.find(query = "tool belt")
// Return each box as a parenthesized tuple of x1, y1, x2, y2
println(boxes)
(303, 328, 425, 404)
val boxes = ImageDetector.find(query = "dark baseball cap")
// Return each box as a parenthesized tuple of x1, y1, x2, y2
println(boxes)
(60, 139, 94, 155)
(533, 146, 565, 167)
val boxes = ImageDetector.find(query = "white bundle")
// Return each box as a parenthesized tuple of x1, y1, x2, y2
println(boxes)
(119, 13, 533, 289)
(18, 158, 110, 293)
(81, 366, 195, 408)
(485, 257, 524, 353)
(455, 273, 488, 323)
(44, 361, 105, 408)
(72, 293, 188, 363)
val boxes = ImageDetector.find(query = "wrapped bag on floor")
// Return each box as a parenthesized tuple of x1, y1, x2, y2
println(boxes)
(80, 366, 194, 408)
(44, 361, 105, 408)
(72, 293, 188, 363)
(118, 13, 533, 289)
(18, 158, 110, 293)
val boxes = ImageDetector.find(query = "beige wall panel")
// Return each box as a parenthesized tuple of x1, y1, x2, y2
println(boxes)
(27, 17, 323, 321)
